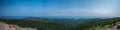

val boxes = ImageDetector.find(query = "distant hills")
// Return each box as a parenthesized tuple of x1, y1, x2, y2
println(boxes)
(0, 17, 120, 30)
(0, 16, 118, 19)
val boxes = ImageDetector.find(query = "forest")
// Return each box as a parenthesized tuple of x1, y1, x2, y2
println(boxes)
(0, 17, 120, 30)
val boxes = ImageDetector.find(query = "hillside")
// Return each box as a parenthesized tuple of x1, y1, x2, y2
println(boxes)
(0, 19, 70, 30)
(0, 22, 36, 30)
(71, 17, 120, 30)
(0, 17, 120, 30)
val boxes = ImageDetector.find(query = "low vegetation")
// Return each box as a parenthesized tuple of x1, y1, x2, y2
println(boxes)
(0, 17, 120, 30)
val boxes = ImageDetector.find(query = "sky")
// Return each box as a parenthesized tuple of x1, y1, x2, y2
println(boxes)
(0, 0, 120, 18)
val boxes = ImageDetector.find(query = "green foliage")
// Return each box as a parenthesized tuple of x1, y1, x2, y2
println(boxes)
(4, 20, 68, 30)
(0, 17, 120, 30)
(71, 17, 120, 30)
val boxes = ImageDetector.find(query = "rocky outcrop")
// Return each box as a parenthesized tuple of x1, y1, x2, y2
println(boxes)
(23, 28, 37, 30)
(0, 23, 37, 30)
(108, 24, 120, 30)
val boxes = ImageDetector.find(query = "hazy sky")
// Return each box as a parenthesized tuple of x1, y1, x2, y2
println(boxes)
(0, 0, 120, 17)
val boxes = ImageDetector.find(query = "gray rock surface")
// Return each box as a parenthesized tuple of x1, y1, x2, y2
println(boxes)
(0, 23, 37, 30)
